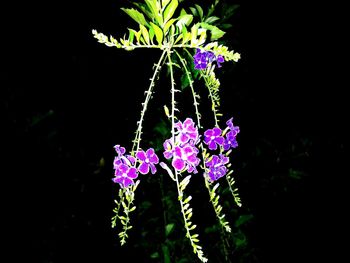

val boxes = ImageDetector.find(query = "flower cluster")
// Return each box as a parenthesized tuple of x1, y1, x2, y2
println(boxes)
(163, 118, 201, 173)
(193, 48, 225, 70)
(205, 154, 229, 181)
(113, 145, 159, 188)
(203, 118, 240, 182)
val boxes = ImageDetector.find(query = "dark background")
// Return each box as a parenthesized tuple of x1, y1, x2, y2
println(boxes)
(3, 1, 346, 262)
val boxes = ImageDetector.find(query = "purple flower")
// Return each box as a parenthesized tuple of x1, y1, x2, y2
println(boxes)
(114, 145, 126, 156)
(163, 139, 174, 159)
(223, 132, 238, 150)
(223, 118, 240, 150)
(172, 143, 200, 173)
(194, 49, 208, 70)
(216, 55, 225, 68)
(175, 118, 199, 145)
(205, 154, 229, 182)
(204, 127, 225, 150)
(113, 164, 138, 188)
(136, 148, 159, 175)
(193, 49, 225, 70)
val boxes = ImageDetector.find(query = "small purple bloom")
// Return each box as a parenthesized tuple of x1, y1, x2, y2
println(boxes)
(194, 49, 208, 70)
(223, 118, 240, 150)
(163, 138, 174, 159)
(223, 131, 239, 150)
(114, 145, 126, 156)
(113, 164, 138, 188)
(205, 154, 229, 182)
(175, 118, 199, 145)
(204, 127, 225, 150)
(171, 143, 200, 173)
(136, 148, 159, 175)
(216, 55, 225, 68)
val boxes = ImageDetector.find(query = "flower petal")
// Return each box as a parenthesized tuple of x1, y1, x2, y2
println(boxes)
(127, 167, 138, 179)
(209, 140, 218, 150)
(123, 177, 134, 188)
(149, 152, 159, 164)
(150, 163, 157, 174)
(146, 148, 155, 157)
(136, 150, 147, 161)
(172, 158, 185, 171)
(138, 162, 149, 174)
(215, 136, 225, 145)
(213, 127, 222, 136)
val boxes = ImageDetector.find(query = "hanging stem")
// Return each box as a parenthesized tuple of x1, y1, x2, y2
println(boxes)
(131, 49, 168, 155)
(166, 48, 208, 262)
(173, 50, 201, 128)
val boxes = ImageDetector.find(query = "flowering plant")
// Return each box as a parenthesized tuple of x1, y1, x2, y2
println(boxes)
(93, 0, 241, 261)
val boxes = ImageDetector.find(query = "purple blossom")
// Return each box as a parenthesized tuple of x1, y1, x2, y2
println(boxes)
(216, 55, 225, 68)
(172, 143, 200, 173)
(113, 164, 138, 188)
(223, 132, 239, 150)
(204, 127, 225, 150)
(136, 148, 159, 175)
(175, 118, 199, 145)
(193, 49, 225, 70)
(194, 49, 208, 70)
(163, 118, 200, 173)
(205, 154, 229, 182)
(223, 118, 240, 150)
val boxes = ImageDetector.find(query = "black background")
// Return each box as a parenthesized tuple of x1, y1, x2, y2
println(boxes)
(3, 1, 347, 262)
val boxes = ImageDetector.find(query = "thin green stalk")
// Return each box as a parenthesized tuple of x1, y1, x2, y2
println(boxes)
(167, 48, 208, 262)
(173, 50, 201, 128)
(131, 49, 168, 155)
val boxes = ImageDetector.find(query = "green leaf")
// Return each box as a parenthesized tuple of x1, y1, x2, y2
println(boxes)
(161, 244, 171, 263)
(189, 7, 197, 16)
(176, 14, 193, 31)
(235, 214, 254, 227)
(162, 0, 171, 9)
(183, 195, 192, 204)
(145, 0, 163, 25)
(140, 24, 150, 44)
(199, 22, 225, 40)
(205, 16, 220, 24)
(163, 0, 178, 24)
(150, 252, 160, 259)
(121, 8, 149, 26)
(194, 4, 203, 20)
(163, 18, 176, 34)
(165, 223, 175, 237)
(150, 22, 163, 44)
(148, 26, 155, 43)
(128, 29, 135, 43)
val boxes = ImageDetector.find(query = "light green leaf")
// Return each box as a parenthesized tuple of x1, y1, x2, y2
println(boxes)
(145, 0, 163, 25)
(162, 0, 171, 9)
(199, 22, 225, 40)
(140, 24, 150, 44)
(165, 223, 175, 237)
(150, 22, 163, 44)
(194, 4, 203, 20)
(148, 26, 155, 43)
(205, 16, 220, 24)
(189, 7, 197, 16)
(180, 8, 187, 16)
(121, 8, 149, 26)
(163, 0, 178, 24)
(163, 18, 176, 34)
(176, 14, 193, 31)
(128, 29, 135, 43)
(183, 195, 192, 204)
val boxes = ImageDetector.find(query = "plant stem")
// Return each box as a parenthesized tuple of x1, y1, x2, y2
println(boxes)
(131, 49, 167, 155)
